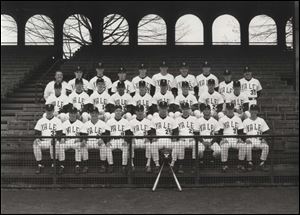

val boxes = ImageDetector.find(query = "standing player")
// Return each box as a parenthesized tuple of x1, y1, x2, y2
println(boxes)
(33, 104, 63, 174)
(132, 81, 155, 120)
(89, 78, 112, 122)
(128, 105, 154, 173)
(239, 66, 262, 107)
(218, 69, 233, 100)
(175, 103, 199, 174)
(106, 105, 132, 174)
(243, 104, 270, 171)
(88, 62, 112, 95)
(43, 70, 69, 101)
(196, 61, 219, 97)
(111, 67, 135, 96)
(152, 61, 176, 95)
(44, 82, 71, 122)
(219, 103, 247, 172)
(150, 101, 180, 173)
(175, 62, 198, 96)
(80, 107, 111, 173)
(132, 63, 156, 96)
(67, 66, 89, 93)
(198, 79, 224, 119)
(225, 80, 250, 119)
(196, 104, 221, 165)
(174, 81, 199, 118)
(60, 107, 83, 174)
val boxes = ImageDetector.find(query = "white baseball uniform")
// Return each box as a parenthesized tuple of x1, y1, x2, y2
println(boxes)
(45, 94, 70, 122)
(196, 74, 219, 96)
(132, 93, 154, 115)
(88, 75, 112, 92)
(89, 90, 111, 112)
(43, 81, 69, 100)
(67, 78, 89, 92)
(109, 92, 133, 111)
(69, 91, 91, 122)
(218, 81, 233, 100)
(239, 77, 262, 106)
(174, 93, 198, 107)
(225, 92, 250, 118)
(111, 80, 135, 94)
(153, 91, 175, 106)
(199, 91, 224, 118)
(132, 76, 155, 94)
(175, 74, 197, 95)
(152, 73, 176, 93)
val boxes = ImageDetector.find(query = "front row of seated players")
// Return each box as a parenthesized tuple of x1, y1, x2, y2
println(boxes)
(33, 101, 269, 175)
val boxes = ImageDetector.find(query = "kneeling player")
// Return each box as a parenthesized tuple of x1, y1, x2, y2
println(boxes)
(128, 105, 154, 173)
(33, 104, 63, 174)
(243, 105, 270, 171)
(80, 107, 110, 173)
(106, 105, 132, 174)
(219, 103, 247, 172)
(150, 101, 179, 173)
(60, 107, 83, 174)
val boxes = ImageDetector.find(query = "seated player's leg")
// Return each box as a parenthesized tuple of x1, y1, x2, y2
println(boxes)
(81, 112, 91, 123)
(193, 110, 203, 119)
(81, 139, 99, 173)
(150, 139, 163, 172)
(248, 138, 269, 171)
(104, 112, 111, 122)
(59, 138, 81, 174)
(58, 113, 68, 123)
(236, 139, 247, 171)
(106, 139, 128, 173)
(174, 111, 182, 119)
(220, 138, 231, 172)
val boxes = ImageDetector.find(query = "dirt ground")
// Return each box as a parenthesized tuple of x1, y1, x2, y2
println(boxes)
(1, 187, 299, 214)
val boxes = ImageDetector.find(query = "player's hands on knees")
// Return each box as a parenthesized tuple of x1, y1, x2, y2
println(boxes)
(60, 138, 65, 144)
(106, 141, 112, 147)
(122, 141, 127, 147)
(245, 139, 252, 144)
(81, 140, 87, 147)
(221, 139, 229, 145)
(98, 139, 105, 146)
(34, 138, 41, 144)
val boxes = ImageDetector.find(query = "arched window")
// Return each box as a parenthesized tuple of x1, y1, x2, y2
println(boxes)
(103, 14, 129, 45)
(1, 14, 17, 45)
(63, 14, 92, 59)
(249, 15, 277, 45)
(138, 14, 166, 45)
(286, 17, 293, 48)
(175, 14, 203, 45)
(25, 15, 54, 45)
(212, 14, 241, 45)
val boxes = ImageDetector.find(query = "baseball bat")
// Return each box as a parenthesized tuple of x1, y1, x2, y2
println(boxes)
(170, 165, 182, 192)
(152, 163, 164, 192)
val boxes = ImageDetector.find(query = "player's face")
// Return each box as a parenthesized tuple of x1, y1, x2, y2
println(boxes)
(117, 87, 125, 95)
(233, 86, 241, 94)
(96, 68, 104, 77)
(136, 110, 144, 119)
(97, 83, 106, 92)
(54, 88, 62, 96)
(69, 112, 77, 122)
(208, 84, 215, 93)
(46, 110, 54, 118)
(250, 110, 258, 118)
(224, 75, 231, 82)
(203, 108, 211, 118)
(91, 112, 99, 121)
(160, 67, 168, 74)
(139, 69, 147, 77)
(202, 67, 211, 75)
(182, 108, 190, 117)
(182, 86, 189, 95)
(139, 86, 147, 95)
(118, 73, 126, 81)
(180, 68, 188, 76)
(55, 72, 63, 82)
(226, 108, 234, 116)
(161, 85, 168, 94)
(115, 108, 123, 119)
(75, 83, 83, 92)
(244, 72, 252, 80)
(75, 71, 83, 79)
(158, 107, 168, 117)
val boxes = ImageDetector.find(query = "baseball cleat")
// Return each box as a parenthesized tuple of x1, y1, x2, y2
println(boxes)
(58, 165, 64, 175)
(222, 165, 229, 173)
(35, 165, 44, 174)
(258, 163, 268, 172)
(107, 165, 114, 173)
(237, 165, 246, 172)
(247, 162, 254, 172)
(75, 165, 81, 174)
(98, 165, 106, 173)
(177, 165, 184, 174)
(146, 166, 152, 173)
(82, 166, 88, 174)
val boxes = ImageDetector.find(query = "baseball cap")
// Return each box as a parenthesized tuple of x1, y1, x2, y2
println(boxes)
(75, 78, 83, 85)
(223, 69, 231, 76)
(96, 78, 105, 84)
(181, 102, 190, 109)
(96, 62, 104, 69)
(181, 81, 189, 88)
(243, 66, 250, 73)
(250, 104, 260, 111)
(207, 79, 215, 86)
(160, 61, 168, 68)
(69, 106, 78, 114)
(139, 80, 146, 88)
(179, 61, 188, 68)
(202, 61, 211, 68)
(226, 103, 235, 110)
(160, 79, 168, 87)
(117, 81, 126, 88)
(114, 105, 123, 111)
(233, 80, 241, 88)
(118, 66, 126, 73)
(54, 82, 62, 89)
(75, 66, 83, 72)
(158, 101, 168, 109)
(139, 63, 147, 70)
(90, 106, 99, 113)
(45, 104, 54, 111)
(135, 104, 145, 112)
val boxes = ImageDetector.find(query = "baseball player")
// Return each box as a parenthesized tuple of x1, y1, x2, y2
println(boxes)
(33, 104, 63, 174)
(128, 105, 154, 173)
(43, 70, 69, 101)
(88, 62, 113, 95)
(243, 104, 270, 172)
(152, 79, 176, 118)
(198, 79, 224, 119)
(132, 81, 155, 120)
(67, 66, 89, 93)
(225, 80, 250, 119)
(68, 79, 91, 123)
(60, 107, 83, 174)
(89, 78, 112, 122)
(196, 61, 219, 97)
(44, 82, 71, 122)
(108, 81, 134, 120)
(196, 104, 221, 165)
(239, 66, 262, 107)
(111, 66, 135, 96)
(80, 107, 111, 173)
(152, 60, 176, 95)
(150, 101, 180, 173)
(175, 102, 199, 174)
(218, 69, 233, 100)
(106, 105, 132, 174)
(175, 61, 198, 96)
(132, 63, 156, 96)
(219, 103, 247, 172)
(174, 81, 199, 119)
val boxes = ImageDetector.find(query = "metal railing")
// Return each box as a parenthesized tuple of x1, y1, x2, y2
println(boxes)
(1, 134, 299, 187)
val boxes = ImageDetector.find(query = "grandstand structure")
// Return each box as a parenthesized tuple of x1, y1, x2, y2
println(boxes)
(1, 1, 299, 187)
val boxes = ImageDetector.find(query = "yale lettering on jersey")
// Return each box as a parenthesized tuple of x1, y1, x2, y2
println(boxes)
(199, 123, 213, 132)
(246, 123, 262, 132)
(41, 123, 57, 131)
(87, 127, 103, 135)
(133, 124, 148, 134)
(178, 121, 194, 130)
(111, 124, 125, 133)
(93, 97, 108, 105)
(66, 126, 80, 135)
